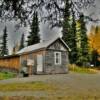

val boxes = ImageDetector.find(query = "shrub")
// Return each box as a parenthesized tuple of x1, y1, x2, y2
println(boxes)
(69, 64, 98, 74)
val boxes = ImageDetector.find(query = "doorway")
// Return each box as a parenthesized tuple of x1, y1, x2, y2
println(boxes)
(37, 54, 43, 72)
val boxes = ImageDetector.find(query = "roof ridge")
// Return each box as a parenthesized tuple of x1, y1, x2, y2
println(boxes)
(17, 36, 69, 55)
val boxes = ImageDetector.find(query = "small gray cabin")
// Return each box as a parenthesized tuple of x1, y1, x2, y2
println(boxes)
(16, 37, 70, 75)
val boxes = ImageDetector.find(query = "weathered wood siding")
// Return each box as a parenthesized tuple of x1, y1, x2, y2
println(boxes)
(44, 50, 68, 74)
(20, 50, 46, 74)
(0, 56, 20, 71)
(43, 39, 69, 74)
(48, 39, 67, 51)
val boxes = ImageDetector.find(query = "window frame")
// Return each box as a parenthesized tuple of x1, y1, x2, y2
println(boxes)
(54, 52, 61, 65)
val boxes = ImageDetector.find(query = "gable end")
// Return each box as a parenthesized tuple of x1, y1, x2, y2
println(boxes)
(47, 39, 68, 51)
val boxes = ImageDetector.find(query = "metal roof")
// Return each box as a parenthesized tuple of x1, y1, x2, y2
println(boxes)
(17, 36, 70, 55)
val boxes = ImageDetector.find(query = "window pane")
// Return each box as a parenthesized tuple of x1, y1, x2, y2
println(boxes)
(54, 52, 61, 65)
(56, 57, 59, 63)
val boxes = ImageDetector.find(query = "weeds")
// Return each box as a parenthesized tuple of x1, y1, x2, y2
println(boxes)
(69, 64, 98, 74)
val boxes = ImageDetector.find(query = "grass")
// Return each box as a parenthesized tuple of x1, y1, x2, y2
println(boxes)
(0, 96, 99, 100)
(0, 95, 100, 100)
(0, 72, 16, 80)
(69, 64, 98, 74)
(0, 82, 56, 92)
(0, 81, 100, 100)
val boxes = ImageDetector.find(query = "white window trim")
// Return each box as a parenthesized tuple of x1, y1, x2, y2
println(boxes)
(54, 52, 62, 65)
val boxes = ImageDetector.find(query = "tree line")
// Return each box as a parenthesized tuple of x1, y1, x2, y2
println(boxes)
(0, 0, 99, 67)
(0, 11, 40, 56)
(62, 0, 99, 66)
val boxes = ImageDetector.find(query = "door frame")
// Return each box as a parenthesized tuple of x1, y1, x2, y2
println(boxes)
(37, 54, 43, 72)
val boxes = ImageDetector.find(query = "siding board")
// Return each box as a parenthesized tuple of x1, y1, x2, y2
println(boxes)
(0, 56, 20, 71)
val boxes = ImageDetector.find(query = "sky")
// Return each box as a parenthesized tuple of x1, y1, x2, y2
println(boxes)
(0, 0, 100, 54)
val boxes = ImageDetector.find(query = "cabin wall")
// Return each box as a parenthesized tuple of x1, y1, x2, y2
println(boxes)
(19, 39, 69, 75)
(43, 39, 69, 74)
(0, 56, 20, 72)
(20, 50, 46, 74)
(44, 50, 69, 74)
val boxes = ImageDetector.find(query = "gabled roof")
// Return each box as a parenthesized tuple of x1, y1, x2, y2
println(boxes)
(17, 36, 71, 55)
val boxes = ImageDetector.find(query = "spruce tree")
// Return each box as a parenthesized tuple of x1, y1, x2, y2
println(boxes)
(62, 1, 78, 64)
(27, 11, 40, 46)
(70, 9, 77, 64)
(19, 33, 25, 50)
(0, 26, 8, 56)
(62, 0, 72, 63)
(62, 0, 71, 43)
(77, 13, 90, 66)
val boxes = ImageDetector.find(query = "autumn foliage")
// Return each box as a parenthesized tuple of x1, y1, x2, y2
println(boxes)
(88, 25, 100, 61)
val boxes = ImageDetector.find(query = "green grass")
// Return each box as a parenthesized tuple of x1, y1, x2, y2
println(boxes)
(0, 82, 56, 92)
(0, 72, 16, 80)
(69, 64, 98, 74)
(0, 82, 99, 100)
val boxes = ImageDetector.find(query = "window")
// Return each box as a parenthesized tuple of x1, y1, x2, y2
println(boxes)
(54, 52, 61, 65)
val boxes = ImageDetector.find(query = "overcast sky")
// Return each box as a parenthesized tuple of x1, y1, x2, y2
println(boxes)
(0, 0, 100, 54)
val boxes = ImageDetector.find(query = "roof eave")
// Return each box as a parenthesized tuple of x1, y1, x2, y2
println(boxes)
(60, 38, 71, 52)
(17, 47, 46, 55)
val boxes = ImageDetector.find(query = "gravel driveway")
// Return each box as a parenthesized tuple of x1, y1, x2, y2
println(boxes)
(0, 72, 100, 99)
(0, 72, 100, 84)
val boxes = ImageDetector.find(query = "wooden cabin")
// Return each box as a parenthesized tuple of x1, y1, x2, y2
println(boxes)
(0, 37, 70, 75)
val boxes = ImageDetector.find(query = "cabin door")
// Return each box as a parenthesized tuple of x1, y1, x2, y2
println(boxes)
(37, 54, 43, 72)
